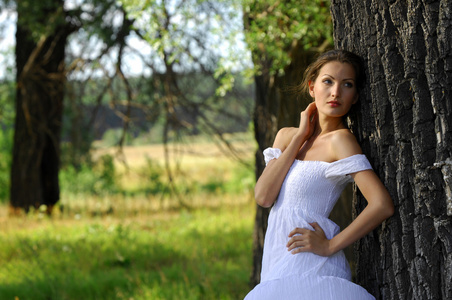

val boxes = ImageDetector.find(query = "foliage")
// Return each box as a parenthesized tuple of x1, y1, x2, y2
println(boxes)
(0, 127, 13, 202)
(0, 42, 15, 82)
(243, 0, 333, 76)
(118, 0, 251, 107)
(0, 73, 15, 126)
(138, 157, 170, 196)
(59, 133, 255, 203)
(120, 0, 247, 71)
(0, 77, 15, 203)
(59, 154, 118, 196)
(224, 162, 255, 194)
(15, 0, 67, 41)
(0, 204, 253, 299)
(6, 0, 255, 204)
(101, 129, 134, 147)
(60, 71, 254, 169)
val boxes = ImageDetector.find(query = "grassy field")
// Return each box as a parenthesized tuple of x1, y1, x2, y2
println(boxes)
(0, 138, 257, 300)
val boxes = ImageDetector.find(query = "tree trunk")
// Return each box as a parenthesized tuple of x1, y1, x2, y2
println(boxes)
(11, 1, 69, 213)
(331, 0, 452, 299)
(244, 0, 334, 285)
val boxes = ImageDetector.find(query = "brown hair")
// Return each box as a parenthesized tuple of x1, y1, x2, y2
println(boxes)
(299, 50, 365, 96)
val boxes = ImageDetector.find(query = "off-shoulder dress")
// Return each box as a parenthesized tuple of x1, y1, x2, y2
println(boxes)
(244, 148, 375, 300)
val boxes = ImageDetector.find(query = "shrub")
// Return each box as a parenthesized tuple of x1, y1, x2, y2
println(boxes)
(0, 128, 13, 202)
(60, 154, 118, 196)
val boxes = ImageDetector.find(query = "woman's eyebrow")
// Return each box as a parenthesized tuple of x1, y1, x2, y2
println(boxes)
(321, 74, 355, 81)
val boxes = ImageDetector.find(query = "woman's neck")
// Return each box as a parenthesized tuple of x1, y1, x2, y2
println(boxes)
(315, 115, 346, 136)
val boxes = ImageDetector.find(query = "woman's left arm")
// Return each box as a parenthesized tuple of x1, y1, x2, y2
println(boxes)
(327, 169, 394, 255)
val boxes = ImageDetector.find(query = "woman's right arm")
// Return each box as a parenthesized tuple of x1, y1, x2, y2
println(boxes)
(254, 103, 318, 208)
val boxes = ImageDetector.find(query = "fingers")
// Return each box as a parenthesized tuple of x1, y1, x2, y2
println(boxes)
(286, 227, 311, 250)
(304, 104, 318, 130)
(287, 240, 310, 253)
(300, 102, 316, 116)
(286, 223, 329, 255)
(288, 227, 308, 237)
(297, 103, 318, 140)
(309, 222, 324, 233)
(307, 102, 317, 116)
(301, 103, 317, 120)
(286, 230, 313, 253)
(306, 101, 317, 111)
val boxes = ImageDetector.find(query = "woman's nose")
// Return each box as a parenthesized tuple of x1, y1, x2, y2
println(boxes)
(331, 84, 341, 98)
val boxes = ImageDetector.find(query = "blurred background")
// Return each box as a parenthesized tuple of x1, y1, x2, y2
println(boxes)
(0, 1, 336, 299)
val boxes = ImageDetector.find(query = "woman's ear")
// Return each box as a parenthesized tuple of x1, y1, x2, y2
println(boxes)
(308, 80, 315, 98)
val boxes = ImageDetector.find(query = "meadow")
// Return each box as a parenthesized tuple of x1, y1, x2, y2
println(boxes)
(0, 136, 256, 300)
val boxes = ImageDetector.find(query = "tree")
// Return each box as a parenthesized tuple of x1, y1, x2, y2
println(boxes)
(10, 0, 130, 212)
(63, 0, 137, 168)
(11, 0, 73, 213)
(331, 0, 452, 299)
(115, 0, 254, 201)
(243, 0, 332, 286)
(7, 0, 253, 212)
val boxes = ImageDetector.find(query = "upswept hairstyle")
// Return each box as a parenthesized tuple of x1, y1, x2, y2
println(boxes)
(299, 50, 365, 96)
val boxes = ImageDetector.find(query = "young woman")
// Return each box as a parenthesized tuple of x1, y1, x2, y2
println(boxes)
(245, 50, 394, 300)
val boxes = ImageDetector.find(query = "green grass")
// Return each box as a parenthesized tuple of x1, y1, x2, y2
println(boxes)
(1, 136, 257, 299)
(0, 203, 255, 300)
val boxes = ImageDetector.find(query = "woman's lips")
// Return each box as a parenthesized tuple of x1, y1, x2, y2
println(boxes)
(327, 101, 341, 107)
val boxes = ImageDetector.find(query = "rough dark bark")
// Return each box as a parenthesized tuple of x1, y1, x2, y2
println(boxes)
(331, 0, 452, 299)
(11, 0, 70, 213)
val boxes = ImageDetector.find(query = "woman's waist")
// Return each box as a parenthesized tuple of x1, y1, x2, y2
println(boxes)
(268, 209, 339, 236)
(272, 201, 333, 218)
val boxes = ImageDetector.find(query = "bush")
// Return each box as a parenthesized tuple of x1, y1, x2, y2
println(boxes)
(0, 128, 13, 202)
(224, 164, 254, 194)
(101, 129, 134, 147)
(60, 154, 118, 196)
(0, 79, 14, 203)
(141, 157, 168, 196)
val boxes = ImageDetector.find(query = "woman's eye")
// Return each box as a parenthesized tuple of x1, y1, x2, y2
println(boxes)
(344, 82, 354, 88)
(323, 79, 332, 84)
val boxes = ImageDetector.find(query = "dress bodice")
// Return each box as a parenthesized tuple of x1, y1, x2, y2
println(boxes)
(264, 147, 371, 218)
(259, 148, 373, 284)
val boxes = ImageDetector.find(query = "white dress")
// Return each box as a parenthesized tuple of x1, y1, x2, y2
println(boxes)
(245, 148, 375, 300)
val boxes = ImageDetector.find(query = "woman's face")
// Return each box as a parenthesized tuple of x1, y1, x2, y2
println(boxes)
(309, 61, 358, 118)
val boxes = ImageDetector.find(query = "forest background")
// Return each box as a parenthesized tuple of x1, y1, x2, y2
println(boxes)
(0, 0, 332, 299)
(3, 0, 451, 299)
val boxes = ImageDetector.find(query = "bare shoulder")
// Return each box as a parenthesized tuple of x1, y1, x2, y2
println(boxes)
(329, 129, 363, 160)
(273, 127, 298, 151)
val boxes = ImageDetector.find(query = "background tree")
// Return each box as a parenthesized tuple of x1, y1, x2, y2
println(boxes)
(118, 0, 254, 201)
(242, 0, 332, 286)
(6, 0, 253, 212)
(10, 0, 130, 213)
(63, 0, 134, 169)
(11, 0, 73, 213)
(331, 0, 452, 299)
